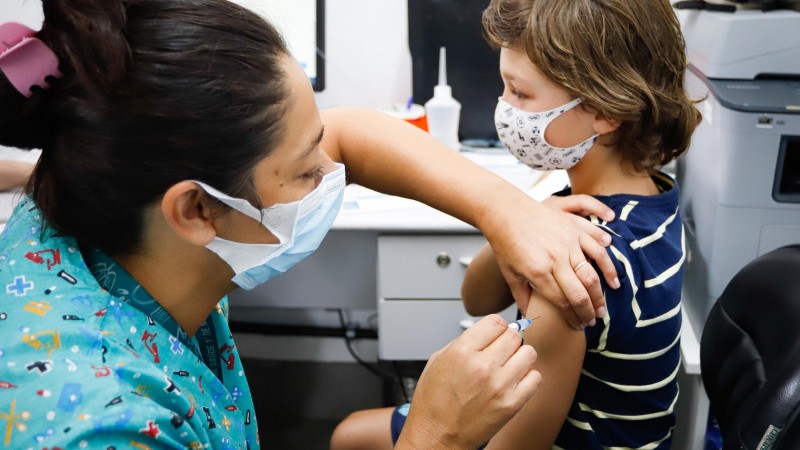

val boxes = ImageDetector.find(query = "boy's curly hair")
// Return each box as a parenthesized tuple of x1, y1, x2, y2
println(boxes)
(483, 0, 702, 172)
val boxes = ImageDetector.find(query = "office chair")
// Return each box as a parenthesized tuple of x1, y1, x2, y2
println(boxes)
(701, 244, 800, 449)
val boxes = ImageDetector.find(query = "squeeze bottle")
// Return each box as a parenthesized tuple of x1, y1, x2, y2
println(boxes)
(424, 47, 461, 150)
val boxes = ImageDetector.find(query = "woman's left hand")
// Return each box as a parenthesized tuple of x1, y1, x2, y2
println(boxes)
(481, 193, 620, 330)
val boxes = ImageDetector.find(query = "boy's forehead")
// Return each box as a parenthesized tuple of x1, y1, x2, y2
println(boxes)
(499, 48, 541, 83)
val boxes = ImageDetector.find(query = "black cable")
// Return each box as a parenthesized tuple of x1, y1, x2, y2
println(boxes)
(335, 310, 420, 403)
(673, 0, 737, 12)
(229, 320, 377, 339)
(392, 360, 410, 404)
(335, 309, 384, 378)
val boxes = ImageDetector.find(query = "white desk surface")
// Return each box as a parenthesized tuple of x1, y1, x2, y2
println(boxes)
(0, 151, 566, 234)
(335, 150, 568, 232)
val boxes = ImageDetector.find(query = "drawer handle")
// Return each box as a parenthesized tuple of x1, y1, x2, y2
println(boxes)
(459, 319, 476, 330)
(436, 252, 451, 268)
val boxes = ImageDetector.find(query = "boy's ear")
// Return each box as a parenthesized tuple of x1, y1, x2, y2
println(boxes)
(593, 113, 621, 136)
(160, 181, 218, 247)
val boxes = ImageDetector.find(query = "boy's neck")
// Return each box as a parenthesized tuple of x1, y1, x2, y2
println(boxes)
(566, 143, 660, 197)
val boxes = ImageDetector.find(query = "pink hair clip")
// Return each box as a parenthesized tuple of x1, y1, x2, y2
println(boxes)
(0, 22, 61, 97)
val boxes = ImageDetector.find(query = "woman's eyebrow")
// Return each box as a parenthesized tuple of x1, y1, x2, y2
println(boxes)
(297, 125, 325, 161)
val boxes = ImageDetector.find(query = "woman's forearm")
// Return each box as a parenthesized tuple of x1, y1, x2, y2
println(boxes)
(320, 107, 530, 234)
(0, 160, 33, 191)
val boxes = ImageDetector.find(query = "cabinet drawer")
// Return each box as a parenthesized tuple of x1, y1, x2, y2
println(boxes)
(378, 235, 485, 299)
(379, 299, 473, 360)
(378, 298, 516, 360)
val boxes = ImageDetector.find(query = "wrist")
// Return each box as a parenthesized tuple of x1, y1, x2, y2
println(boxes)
(395, 428, 470, 450)
(476, 183, 543, 242)
(396, 412, 472, 450)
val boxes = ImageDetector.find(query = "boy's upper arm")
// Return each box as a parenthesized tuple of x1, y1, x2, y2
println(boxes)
(461, 243, 514, 316)
(485, 292, 585, 450)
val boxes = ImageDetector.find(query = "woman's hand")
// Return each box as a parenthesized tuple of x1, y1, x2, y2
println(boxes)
(481, 194, 620, 330)
(396, 315, 542, 450)
(542, 194, 615, 223)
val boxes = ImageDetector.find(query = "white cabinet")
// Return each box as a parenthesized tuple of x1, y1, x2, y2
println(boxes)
(377, 234, 515, 360)
(378, 234, 486, 299)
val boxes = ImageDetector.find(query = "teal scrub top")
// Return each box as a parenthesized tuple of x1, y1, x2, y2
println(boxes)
(0, 198, 260, 449)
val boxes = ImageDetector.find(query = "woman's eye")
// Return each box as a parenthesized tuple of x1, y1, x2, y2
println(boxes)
(304, 165, 325, 182)
(511, 89, 527, 100)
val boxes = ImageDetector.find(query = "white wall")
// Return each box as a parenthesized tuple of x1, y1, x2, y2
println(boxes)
(232, 0, 413, 109)
(314, 0, 412, 109)
(0, 0, 412, 109)
(0, 1, 43, 159)
(0, 0, 412, 157)
(0, 0, 43, 28)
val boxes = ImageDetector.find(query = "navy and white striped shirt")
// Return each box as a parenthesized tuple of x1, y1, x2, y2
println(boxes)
(554, 172, 684, 450)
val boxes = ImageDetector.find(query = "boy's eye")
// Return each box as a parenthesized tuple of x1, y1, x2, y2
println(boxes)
(511, 89, 527, 100)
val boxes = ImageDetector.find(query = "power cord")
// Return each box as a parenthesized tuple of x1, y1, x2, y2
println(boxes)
(392, 360, 411, 404)
(335, 308, 384, 378)
(673, 1, 737, 12)
(333, 309, 413, 403)
(673, 0, 794, 12)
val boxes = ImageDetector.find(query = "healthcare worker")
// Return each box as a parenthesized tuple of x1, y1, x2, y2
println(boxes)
(0, 0, 618, 448)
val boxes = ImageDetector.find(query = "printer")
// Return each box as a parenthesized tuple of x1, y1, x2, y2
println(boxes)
(677, 7, 800, 334)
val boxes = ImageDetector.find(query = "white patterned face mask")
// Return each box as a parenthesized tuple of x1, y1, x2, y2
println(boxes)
(494, 97, 599, 171)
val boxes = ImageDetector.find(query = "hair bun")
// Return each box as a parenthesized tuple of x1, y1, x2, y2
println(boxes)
(0, 71, 48, 150)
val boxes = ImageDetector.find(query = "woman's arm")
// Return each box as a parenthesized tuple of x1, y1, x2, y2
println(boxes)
(0, 160, 33, 191)
(485, 294, 586, 450)
(320, 107, 619, 329)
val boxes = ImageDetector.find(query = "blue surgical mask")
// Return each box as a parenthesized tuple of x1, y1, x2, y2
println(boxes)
(192, 163, 346, 290)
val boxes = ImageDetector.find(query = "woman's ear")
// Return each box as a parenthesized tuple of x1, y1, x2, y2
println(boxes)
(160, 181, 218, 247)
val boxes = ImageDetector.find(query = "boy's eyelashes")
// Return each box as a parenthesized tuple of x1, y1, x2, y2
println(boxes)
(509, 88, 529, 100)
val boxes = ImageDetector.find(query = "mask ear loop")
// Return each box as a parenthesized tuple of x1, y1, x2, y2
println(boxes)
(552, 98, 601, 153)
(191, 181, 263, 223)
(191, 180, 298, 244)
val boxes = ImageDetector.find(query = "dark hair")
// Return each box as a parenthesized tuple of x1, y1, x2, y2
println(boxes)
(0, 0, 290, 254)
(483, 0, 702, 173)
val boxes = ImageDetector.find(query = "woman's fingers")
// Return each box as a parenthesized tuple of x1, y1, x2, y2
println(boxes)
(398, 315, 541, 449)
(484, 326, 525, 367)
(456, 313, 508, 351)
(578, 232, 620, 292)
(543, 194, 616, 221)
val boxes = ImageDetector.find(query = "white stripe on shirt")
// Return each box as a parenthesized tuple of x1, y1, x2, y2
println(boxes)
(620, 200, 639, 221)
(577, 392, 678, 421)
(588, 331, 680, 360)
(629, 207, 679, 250)
(643, 227, 686, 289)
(604, 427, 675, 450)
(581, 363, 679, 392)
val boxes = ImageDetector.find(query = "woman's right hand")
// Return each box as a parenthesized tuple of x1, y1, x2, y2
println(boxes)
(395, 315, 542, 450)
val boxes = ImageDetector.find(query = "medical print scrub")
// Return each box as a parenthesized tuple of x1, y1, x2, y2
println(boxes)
(0, 198, 259, 449)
